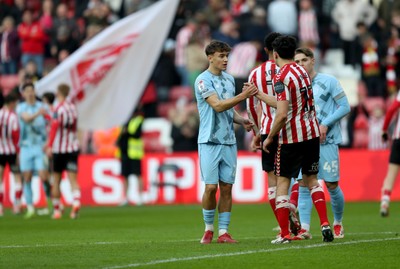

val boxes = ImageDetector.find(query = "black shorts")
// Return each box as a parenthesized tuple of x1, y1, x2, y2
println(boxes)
(121, 155, 141, 178)
(0, 154, 19, 173)
(275, 137, 320, 178)
(389, 139, 400, 165)
(52, 151, 79, 173)
(261, 134, 279, 172)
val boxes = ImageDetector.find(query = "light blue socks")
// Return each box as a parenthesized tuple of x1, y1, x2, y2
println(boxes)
(328, 186, 344, 223)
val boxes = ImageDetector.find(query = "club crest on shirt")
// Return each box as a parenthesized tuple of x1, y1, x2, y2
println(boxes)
(274, 81, 285, 94)
(198, 80, 207, 94)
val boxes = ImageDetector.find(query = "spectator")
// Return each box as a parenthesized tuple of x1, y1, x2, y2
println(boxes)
(175, 18, 198, 86)
(332, 0, 377, 67)
(50, 25, 79, 60)
(298, 0, 320, 48)
(17, 9, 46, 76)
(0, 16, 20, 74)
(152, 39, 181, 102)
(211, 19, 240, 47)
(8, 0, 25, 26)
(186, 31, 209, 92)
(51, 3, 81, 49)
(39, 0, 54, 58)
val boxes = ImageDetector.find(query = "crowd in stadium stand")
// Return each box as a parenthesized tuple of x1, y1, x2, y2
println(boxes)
(1, 0, 400, 153)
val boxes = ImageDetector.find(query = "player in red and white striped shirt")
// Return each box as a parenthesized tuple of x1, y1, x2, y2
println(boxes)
(44, 83, 80, 219)
(262, 36, 333, 243)
(380, 90, 400, 217)
(0, 93, 22, 216)
(246, 32, 284, 230)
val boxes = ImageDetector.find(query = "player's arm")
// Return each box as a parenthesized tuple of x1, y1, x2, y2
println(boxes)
(263, 100, 288, 152)
(11, 121, 20, 153)
(255, 91, 277, 108)
(233, 110, 254, 132)
(20, 108, 46, 123)
(206, 84, 258, 113)
(46, 119, 60, 149)
(382, 98, 400, 141)
(321, 93, 350, 127)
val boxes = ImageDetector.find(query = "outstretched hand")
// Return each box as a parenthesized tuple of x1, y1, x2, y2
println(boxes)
(242, 82, 259, 98)
(262, 136, 273, 153)
(242, 118, 254, 132)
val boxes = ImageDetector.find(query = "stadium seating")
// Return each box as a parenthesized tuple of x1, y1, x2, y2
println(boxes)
(0, 75, 20, 95)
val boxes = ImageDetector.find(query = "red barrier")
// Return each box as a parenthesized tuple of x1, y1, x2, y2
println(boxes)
(1, 150, 399, 207)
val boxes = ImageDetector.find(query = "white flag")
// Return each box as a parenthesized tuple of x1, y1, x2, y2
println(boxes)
(36, 0, 179, 130)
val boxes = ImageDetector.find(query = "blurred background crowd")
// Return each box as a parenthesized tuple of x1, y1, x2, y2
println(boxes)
(0, 0, 400, 155)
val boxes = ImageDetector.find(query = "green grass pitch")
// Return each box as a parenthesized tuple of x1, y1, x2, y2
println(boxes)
(1, 202, 399, 269)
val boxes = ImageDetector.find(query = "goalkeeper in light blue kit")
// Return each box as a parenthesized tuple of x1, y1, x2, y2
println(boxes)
(292, 48, 350, 239)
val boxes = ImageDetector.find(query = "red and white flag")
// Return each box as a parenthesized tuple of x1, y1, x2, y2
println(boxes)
(36, 0, 179, 130)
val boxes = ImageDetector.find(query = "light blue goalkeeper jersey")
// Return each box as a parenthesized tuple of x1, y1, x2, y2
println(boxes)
(195, 70, 236, 145)
(312, 73, 350, 145)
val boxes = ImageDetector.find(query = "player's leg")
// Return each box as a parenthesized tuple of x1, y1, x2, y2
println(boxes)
(10, 155, 23, 214)
(271, 143, 301, 243)
(199, 143, 219, 244)
(301, 138, 333, 242)
(66, 152, 80, 219)
(35, 150, 51, 215)
(380, 139, 400, 217)
(294, 178, 313, 240)
(51, 171, 63, 219)
(320, 144, 345, 238)
(216, 144, 237, 243)
(20, 147, 35, 218)
(261, 135, 279, 225)
(22, 170, 34, 218)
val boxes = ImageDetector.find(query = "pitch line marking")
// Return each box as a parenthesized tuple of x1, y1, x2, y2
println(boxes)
(102, 237, 400, 269)
(0, 232, 398, 248)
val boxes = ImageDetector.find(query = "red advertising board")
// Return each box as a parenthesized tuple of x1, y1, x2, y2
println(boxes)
(1, 150, 399, 207)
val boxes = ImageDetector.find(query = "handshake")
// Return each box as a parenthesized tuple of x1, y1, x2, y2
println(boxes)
(241, 82, 259, 98)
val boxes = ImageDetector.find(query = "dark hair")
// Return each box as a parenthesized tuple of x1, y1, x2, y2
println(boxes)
(295, 47, 314, 58)
(22, 82, 35, 91)
(264, 32, 282, 51)
(205, 40, 231, 56)
(272, 35, 297, 60)
(4, 92, 19, 104)
(42, 92, 55, 105)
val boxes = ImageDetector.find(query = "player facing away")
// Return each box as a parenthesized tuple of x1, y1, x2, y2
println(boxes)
(262, 36, 334, 244)
(44, 83, 81, 219)
(0, 93, 22, 216)
(195, 40, 258, 244)
(293, 48, 351, 239)
(17, 83, 50, 219)
(380, 90, 400, 217)
(246, 32, 301, 233)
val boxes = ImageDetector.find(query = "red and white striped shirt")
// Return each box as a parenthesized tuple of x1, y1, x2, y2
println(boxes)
(0, 107, 19, 155)
(274, 62, 320, 144)
(246, 60, 279, 135)
(48, 101, 79, 153)
(382, 91, 400, 140)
